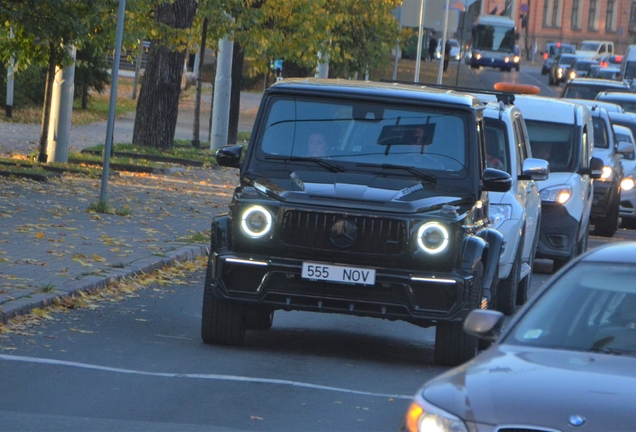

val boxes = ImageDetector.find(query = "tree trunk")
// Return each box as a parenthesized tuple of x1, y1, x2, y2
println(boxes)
(192, 17, 208, 149)
(228, 42, 244, 145)
(132, 0, 198, 150)
(37, 42, 57, 163)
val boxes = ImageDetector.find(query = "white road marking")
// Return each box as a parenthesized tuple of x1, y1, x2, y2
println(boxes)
(0, 353, 412, 400)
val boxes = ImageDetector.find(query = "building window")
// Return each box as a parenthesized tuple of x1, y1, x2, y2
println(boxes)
(606, 0, 616, 32)
(631, 2, 636, 25)
(588, 0, 598, 30)
(543, 0, 550, 26)
(551, 0, 561, 27)
(571, 0, 580, 29)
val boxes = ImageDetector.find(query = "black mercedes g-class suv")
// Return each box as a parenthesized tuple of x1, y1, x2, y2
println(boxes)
(202, 79, 511, 366)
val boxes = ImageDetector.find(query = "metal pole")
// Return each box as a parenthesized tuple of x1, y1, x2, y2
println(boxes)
(414, 0, 426, 82)
(99, 0, 126, 203)
(392, 3, 404, 81)
(6, 27, 14, 118)
(437, 0, 451, 84)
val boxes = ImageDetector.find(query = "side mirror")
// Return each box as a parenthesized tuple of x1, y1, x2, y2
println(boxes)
(215, 145, 243, 168)
(463, 309, 505, 342)
(521, 157, 549, 181)
(483, 168, 512, 192)
(581, 156, 604, 179)
(617, 141, 633, 155)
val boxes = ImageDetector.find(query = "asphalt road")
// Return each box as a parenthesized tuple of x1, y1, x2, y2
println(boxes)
(1, 65, 635, 431)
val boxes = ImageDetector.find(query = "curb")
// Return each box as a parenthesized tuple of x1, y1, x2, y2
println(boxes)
(0, 244, 209, 325)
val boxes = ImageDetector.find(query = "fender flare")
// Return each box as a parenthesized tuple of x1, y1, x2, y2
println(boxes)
(460, 229, 504, 301)
(478, 228, 504, 299)
(209, 213, 230, 252)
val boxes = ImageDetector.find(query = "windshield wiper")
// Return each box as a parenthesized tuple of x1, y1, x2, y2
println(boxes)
(356, 163, 437, 183)
(265, 156, 345, 173)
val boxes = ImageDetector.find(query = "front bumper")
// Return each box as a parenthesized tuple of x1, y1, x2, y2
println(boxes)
(207, 252, 476, 326)
(536, 204, 579, 260)
(591, 181, 617, 219)
(620, 188, 636, 219)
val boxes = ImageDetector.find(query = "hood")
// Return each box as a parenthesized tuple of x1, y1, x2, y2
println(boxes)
(536, 171, 576, 190)
(244, 170, 473, 214)
(423, 346, 636, 430)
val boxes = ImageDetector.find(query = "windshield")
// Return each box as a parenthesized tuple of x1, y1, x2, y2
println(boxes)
(562, 84, 628, 100)
(506, 261, 636, 356)
(473, 23, 516, 52)
(255, 96, 469, 175)
(574, 61, 595, 71)
(548, 44, 574, 56)
(525, 120, 577, 172)
(580, 42, 601, 51)
(592, 117, 610, 149)
(624, 62, 636, 80)
(560, 55, 578, 66)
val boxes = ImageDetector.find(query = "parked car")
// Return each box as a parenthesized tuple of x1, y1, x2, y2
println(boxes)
(401, 241, 636, 432)
(514, 95, 603, 270)
(596, 91, 636, 113)
(560, 77, 632, 100)
(566, 58, 599, 79)
(549, 53, 579, 85)
(541, 42, 575, 75)
(205, 78, 510, 367)
(479, 95, 548, 315)
(594, 67, 622, 81)
(613, 125, 636, 228)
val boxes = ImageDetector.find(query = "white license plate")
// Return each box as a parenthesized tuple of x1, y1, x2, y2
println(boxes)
(301, 262, 376, 285)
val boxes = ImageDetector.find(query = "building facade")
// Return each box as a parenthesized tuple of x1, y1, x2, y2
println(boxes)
(478, 0, 636, 58)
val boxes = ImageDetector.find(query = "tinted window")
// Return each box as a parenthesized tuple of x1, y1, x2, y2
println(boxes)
(257, 97, 468, 174)
(592, 117, 609, 149)
(484, 118, 510, 173)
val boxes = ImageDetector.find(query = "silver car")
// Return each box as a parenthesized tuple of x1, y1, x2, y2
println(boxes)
(401, 241, 636, 432)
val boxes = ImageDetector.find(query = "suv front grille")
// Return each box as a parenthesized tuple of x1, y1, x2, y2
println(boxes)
(280, 210, 407, 255)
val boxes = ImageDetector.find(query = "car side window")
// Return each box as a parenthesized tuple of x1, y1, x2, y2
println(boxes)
(513, 116, 527, 174)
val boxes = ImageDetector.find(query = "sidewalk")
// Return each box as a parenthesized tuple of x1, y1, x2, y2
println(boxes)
(0, 90, 262, 324)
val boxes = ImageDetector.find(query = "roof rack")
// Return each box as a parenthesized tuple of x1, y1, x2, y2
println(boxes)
(380, 79, 517, 105)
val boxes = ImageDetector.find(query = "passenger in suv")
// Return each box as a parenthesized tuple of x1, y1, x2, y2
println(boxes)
(204, 79, 511, 366)
(480, 96, 548, 315)
(513, 96, 604, 271)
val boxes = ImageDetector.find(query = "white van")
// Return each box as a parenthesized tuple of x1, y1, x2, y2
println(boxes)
(513, 96, 603, 271)
(576, 40, 614, 60)
(621, 45, 636, 84)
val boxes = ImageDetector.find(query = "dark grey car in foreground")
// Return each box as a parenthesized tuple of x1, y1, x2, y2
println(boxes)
(402, 242, 636, 432)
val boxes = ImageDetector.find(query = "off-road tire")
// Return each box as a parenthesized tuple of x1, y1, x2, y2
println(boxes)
(246, 308, 275, 330)
(434, 263, 483, 366)
(592, 197, 619, 237)
(201, 270, 247, 345)
(497, 237, 522, 316)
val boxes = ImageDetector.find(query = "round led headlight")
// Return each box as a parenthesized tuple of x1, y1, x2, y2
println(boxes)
(241, 205, 272, 238)
(417, 222, 449, 255)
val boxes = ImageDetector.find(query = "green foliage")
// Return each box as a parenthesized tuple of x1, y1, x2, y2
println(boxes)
(0, 62, 46, 106)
